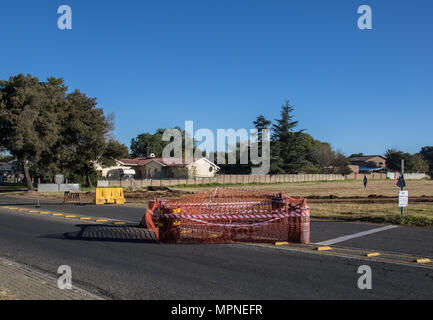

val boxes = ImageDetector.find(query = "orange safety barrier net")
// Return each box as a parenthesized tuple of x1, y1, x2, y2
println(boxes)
(141, 188, 310, 244)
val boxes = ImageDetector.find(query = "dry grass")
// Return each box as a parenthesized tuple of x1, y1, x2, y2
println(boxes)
(177, 179, 433, 198)
(311, 202, 433, 217)
(310, 202, 433, 227)
(0, 288, 14, 300)
(177, 179, 433, 227)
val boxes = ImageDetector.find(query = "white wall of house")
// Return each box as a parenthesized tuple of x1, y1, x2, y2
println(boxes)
(101, 166, 132, 178)
(145, 161, 163, 178)
(188, 158, 220, 178)
(94, 160, 131, 178)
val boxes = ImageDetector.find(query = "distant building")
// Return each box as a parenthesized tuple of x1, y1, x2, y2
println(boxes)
(0, 162, 13, 175)
(348, 155, 387, 173)
(349, 165, 360, 174)
(120, 156, 220, 179)
(0, 161, 22, 184)
(94, 160, 135, 179)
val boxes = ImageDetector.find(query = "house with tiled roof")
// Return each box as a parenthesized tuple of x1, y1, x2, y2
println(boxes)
(119, 155, 220, 179)
(348, 155, 387, 173)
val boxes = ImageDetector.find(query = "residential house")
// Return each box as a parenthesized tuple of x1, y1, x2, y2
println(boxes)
(348, 155, 387, 173)
(94, 160, 135, 179)
(120, 156, 220, 179)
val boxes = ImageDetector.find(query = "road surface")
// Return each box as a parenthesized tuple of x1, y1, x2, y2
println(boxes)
(0, 195, 432, 299)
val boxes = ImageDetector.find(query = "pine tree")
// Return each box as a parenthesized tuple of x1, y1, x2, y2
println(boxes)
(253, 115, 271, 144)
(270, 101, 306, 174)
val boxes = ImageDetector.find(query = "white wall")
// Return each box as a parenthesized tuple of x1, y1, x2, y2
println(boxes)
(188, 158, 219, 178)
(387, 172, 428, 180)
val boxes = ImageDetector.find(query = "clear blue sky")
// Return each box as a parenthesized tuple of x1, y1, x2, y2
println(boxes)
(1, 0, 432, 156)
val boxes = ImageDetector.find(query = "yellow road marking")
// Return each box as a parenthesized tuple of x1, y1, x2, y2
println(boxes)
(275, 242, 289, 246)
(80, 217, 92, 220)
(65, 215, 77, 218)
(40, 212, 51, 215)
(366, 252, 382, 258)
(114, 222, 126, 225)
(29, 210, 39, 213)
(53, 213, 64, 216)
(316, 246, 333, 252)
(415, 259, 432, 264)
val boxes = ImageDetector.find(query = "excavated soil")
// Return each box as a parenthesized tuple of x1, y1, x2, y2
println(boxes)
(124, 187, 193, 203)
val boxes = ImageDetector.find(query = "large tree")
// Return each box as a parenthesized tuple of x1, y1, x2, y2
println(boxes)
(99, 139, 130, 167)
(309, 142, 334, 172)
(130, 127, 195, 159)
(270, 101, 307, 174)
(0, 74, 59, 190)
(420, 146, 433, 177)
(253, 115, 272, 145)
(56, 90, 112, 187)
(385, 149, 416, 173)
(130, 129, 168, 158)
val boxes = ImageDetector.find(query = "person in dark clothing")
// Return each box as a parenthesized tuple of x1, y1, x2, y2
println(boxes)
(363, 175, 368, 189)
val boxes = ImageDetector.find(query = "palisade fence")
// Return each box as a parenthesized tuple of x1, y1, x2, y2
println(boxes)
(99, 172, 388, 188)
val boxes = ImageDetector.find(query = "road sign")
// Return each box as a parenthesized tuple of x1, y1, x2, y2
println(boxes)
(399, 191, 409, 208)
(397, 176, 406, 189)
(55, 174, 65, 185)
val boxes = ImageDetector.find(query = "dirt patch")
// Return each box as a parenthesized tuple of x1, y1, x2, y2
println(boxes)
(307, 195, 433, 204)
(124, 187, 193, 203)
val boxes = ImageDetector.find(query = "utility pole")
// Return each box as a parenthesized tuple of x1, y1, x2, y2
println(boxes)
(401, 159, 405, 217)
(36, 178, 41, 208)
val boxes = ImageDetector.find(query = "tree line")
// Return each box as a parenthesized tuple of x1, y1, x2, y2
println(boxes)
(1, 74, 432, 191)
(129, 101, 433, 177)
(0, 74, 129, 190)
(383, 148, 433, 176)
(130, 101, 353, 175)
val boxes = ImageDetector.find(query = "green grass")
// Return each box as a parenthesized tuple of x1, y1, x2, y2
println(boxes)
(80, 187, 96, 192)
(312, 213, 433, 227)
(0, 186, 28, 192)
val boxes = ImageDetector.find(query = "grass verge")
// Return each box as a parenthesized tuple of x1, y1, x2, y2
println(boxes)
(0, 186, 28, 192)
(310, 202, 433, 227)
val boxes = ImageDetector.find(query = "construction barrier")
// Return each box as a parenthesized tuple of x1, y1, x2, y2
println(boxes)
(64, 191, 82, 205)
(95, 188, 126, 205)
(64, 191, 96, 205)
(141, 187, 310, 244)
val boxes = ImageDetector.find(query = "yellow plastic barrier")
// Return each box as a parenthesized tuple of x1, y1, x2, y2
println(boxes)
(95, 188, 125, 205)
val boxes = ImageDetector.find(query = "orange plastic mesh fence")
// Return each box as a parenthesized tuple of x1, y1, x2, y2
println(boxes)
(142, 188, 310, 244)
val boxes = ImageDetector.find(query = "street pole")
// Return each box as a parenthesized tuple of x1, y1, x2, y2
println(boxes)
(401, 160, 405, 217)
(36, 178, 41, 208)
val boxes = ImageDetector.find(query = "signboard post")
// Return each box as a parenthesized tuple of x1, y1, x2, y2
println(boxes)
(37, 178, 41, 208)
(396, 160, 407, 217)
(399, 191, 409, 209)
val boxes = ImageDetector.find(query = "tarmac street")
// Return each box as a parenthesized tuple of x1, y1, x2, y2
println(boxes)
(0, 195, 433, 300)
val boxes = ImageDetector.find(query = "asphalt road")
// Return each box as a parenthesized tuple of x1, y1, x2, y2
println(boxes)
(0, 195, 145, 223)
(1, 195, 433, 299)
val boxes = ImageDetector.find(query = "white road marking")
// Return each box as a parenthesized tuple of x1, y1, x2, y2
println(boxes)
(315, 225, 399, 246)
(240, 243, 433, 270)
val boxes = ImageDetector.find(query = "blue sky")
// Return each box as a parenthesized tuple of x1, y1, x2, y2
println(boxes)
(0, 0, 432, 156)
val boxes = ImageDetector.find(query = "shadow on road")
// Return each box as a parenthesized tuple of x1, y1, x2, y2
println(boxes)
(42, 224, 159, 244)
